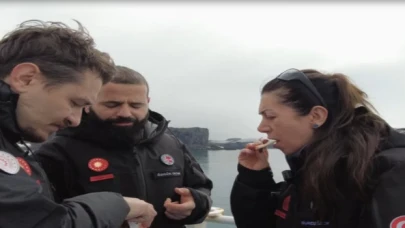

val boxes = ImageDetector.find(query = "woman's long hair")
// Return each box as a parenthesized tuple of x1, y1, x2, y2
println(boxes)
(262, 69, 389, 219)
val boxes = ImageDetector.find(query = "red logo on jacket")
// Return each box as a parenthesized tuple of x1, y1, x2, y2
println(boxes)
(274, 195, 291, 219)
(390, 215, 405, 228)
(282, 195, 291, 211)
(88, 158, 109, 172)
(17, 157, 32, 176)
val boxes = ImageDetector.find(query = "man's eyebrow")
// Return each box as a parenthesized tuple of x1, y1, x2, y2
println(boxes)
(102, 101, 123, 104)
(129, 101, 145, 105)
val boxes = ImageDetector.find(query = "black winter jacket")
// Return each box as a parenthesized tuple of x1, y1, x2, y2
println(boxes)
(231, 127, 405, 228)
(0, 81, 130, 228)
(35, 110, 213, 228)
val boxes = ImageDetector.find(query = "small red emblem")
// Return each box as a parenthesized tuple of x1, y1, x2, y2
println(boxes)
(88, 158, 109, 172)
(390, 215, 405, 228)
(160, 154, 174, 166)
(17, 157, 32, 176)
(282, 195, 291, 211)
(90, 174, 114, 182)
(274, 209, 286, 219)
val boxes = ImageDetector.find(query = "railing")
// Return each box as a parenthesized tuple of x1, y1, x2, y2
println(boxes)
(186, 207, 235, 228)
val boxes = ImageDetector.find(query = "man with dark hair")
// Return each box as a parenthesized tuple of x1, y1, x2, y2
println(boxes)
(109, 66, 150, 90)
(0, 20, 156, 227)
(36, 65, 214, 228)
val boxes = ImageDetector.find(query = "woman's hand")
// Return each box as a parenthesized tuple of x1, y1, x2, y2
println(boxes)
(238, 139, 271, 170)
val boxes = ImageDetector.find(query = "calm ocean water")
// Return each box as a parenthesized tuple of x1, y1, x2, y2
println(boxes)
(191, 149, 290, 228)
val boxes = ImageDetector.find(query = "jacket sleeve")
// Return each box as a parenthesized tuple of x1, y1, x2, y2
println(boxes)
(369, 161, 405, 228)
(181, 143, 213, 224)
(34, 140, 75, 202)
(230, 164, 279, 228)
(0, 171, 130, 228)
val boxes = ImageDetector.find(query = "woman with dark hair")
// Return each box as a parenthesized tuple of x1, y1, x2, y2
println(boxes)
(230, 68, 405, 228)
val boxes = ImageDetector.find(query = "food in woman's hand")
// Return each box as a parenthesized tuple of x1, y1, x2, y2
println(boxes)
(245, 139, 275, 152)
(255, 139, 275, 150)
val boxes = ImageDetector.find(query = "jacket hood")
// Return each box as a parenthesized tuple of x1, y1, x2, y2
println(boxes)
(378, 126, 405, 150)
(141, 110, 169, 144)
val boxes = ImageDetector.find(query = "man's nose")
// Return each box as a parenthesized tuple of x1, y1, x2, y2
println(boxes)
(66, 108, 83, 127)
(116, 105, 132, 118)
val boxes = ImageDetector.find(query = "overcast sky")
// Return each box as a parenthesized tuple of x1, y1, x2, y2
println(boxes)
(1, 2, 404, 140)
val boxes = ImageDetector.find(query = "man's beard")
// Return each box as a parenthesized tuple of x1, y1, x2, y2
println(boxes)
(84, 109, 150, 147)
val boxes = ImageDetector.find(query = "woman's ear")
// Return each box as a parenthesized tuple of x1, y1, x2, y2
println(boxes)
(309, 105, 328, 128)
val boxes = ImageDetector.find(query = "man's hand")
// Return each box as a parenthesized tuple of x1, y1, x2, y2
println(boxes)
(123, 197, 157, 227)
(164, 188, 196, 220)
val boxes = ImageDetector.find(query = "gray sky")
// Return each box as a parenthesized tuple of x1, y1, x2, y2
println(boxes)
(1, 2, 405, 140)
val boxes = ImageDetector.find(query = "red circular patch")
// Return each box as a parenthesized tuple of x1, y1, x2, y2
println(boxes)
(160, 154, 174, 166)
(17, 157, 32, 176)
(391, 216, 405, 228)
(88, 158, 109, 172)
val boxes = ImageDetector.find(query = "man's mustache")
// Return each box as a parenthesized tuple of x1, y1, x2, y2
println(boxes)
(105, 117, 137, 124)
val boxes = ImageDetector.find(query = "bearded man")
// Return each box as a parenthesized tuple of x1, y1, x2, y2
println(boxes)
(35, 66, 213, 228)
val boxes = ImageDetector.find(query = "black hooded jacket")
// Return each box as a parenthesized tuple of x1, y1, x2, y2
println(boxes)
(0, 81, 130, 228)
(35, 110, 213, 228)
(230, 127, 405, 228)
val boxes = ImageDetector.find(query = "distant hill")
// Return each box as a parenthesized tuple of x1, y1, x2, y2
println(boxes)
(208, 138, 268, 150)
(168, 127, 209, 150)
(168, 128, 261, 150)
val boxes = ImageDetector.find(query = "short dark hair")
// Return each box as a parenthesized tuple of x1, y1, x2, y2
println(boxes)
(0, 19, 115, 86)
(111, 65, 149, 95)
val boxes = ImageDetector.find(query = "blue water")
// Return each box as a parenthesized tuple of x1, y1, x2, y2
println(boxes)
(191, 149, 289, 228)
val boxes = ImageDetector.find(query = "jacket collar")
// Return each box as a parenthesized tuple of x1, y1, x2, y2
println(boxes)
(0, 80, 22, 143)
(56, 109, 169, 148)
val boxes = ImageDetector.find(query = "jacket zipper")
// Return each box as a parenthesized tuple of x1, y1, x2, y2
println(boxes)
(133, 149, 147, 201)
(19, 140, 55, 200)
